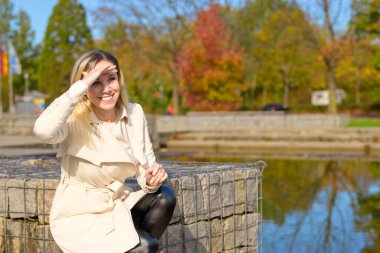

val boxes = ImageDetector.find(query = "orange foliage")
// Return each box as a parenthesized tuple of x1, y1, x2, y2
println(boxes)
(319, 39, 353, 64)
(177, 4, 247, 111)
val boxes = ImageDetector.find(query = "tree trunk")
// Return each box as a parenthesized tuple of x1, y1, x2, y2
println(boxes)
(355, 71, 361, 106)
(280, 65, 290, 107)
(326, 61, 337, 114)
(262, 84, 267, 108)
(172, 69, 180, 115)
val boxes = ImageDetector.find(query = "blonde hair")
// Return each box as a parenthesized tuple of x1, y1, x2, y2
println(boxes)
(69, 50, 129, 147)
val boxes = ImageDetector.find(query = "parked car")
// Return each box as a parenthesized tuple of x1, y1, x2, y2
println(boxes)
(262, 103, 289, 111)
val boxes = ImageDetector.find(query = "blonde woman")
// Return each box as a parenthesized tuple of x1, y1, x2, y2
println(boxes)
(34, 50, 176, 253)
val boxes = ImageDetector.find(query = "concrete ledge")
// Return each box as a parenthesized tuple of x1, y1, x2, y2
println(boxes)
(0, 112, 351, 135)
(0, 158, 265, 253)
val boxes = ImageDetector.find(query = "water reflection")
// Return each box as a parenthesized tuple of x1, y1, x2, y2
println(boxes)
(263, 159, 380, 253)
(159, 152, 380, 253)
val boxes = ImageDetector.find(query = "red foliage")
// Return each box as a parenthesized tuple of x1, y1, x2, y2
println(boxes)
(177, 4, 246, 111)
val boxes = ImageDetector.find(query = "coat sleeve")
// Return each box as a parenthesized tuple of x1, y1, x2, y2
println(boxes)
(33, 81, 88, 144)
(133, 104, 159, 193)
(142, 110, 156, 167)
(136, 164, 160, 193)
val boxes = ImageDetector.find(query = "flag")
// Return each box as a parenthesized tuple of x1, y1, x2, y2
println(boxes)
(0, 49, 8, 77)
(8, 41, 21, 75)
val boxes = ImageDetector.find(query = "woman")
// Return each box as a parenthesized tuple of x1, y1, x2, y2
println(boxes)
(34, 50, 176, 253)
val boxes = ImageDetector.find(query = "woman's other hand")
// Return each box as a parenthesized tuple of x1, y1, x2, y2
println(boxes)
(145, 163, 168, 187)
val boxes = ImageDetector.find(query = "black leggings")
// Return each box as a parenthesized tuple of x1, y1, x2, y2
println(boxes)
(126, 184, 176, 253)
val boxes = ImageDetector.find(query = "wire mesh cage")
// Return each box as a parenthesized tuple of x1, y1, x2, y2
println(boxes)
(0, 156, 265, 253)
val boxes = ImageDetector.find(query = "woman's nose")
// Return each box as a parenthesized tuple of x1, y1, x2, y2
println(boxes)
(102, 82, 111, 92)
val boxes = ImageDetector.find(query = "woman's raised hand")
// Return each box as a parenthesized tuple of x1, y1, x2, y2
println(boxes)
(81, 64, 117, 87)
(145, 163, 168, 187)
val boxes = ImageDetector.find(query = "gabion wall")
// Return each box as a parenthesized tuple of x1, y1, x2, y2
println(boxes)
(0, 157, 265, 253)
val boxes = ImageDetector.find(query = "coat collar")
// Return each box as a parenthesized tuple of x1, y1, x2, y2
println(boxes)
(89, 105, 130, 125)
(59, 103, 147, 167)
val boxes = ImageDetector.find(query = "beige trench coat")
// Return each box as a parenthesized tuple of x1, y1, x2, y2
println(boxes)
(34, 81, 159, 253)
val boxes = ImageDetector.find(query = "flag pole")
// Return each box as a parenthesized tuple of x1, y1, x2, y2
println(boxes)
(7, 41, 14, 113)
(0, 47, 3, 119)
(0, 71, 2, 119)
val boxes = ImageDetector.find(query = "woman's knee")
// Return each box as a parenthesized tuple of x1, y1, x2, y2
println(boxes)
(127, 230, 159, 253)
(147, 237, 159, 253)
(158, 185, 176, 210)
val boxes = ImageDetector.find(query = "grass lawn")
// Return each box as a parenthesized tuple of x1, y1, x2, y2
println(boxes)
(347, 117, 380, 127)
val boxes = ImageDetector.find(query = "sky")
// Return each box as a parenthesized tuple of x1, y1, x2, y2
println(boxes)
(12, 0, 353, 45)
(12, 0, 102, 44)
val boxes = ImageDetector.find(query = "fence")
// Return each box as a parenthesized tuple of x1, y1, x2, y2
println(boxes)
(0, 156, 265, 253)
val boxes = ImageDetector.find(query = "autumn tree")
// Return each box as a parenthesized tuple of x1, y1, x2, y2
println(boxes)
(96, 18, 172, 113)
(38, 0, 93, 100)
(230, 0, 289, 109)
(297, 0, 352, 114)
(253, 5, 323, 109)
(93, 0, 204, 114)
(177, 4, 247, 111)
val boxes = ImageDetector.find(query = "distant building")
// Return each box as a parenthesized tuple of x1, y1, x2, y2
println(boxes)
(15, 90, 48, 114)
(311, 89, 346, 106)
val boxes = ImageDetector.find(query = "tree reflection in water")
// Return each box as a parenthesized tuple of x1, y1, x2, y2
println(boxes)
(262, 159, 379, 253)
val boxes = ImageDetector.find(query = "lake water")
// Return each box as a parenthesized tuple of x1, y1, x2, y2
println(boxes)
(160, 153, 380, 253)
(262, 159, 379, 253)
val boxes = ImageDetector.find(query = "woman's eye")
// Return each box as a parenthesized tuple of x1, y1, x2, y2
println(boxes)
(93, 81, 100, 85)
(109, 77, 116, 82)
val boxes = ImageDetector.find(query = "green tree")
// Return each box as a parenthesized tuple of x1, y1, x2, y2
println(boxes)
(0, 0, 15, 112)
(11, 9, 38, 95)
(350, 0, 380, 88)
(335, 39, 380, 110)
(350, 0, 380, 39)
(0, 0, 14, 45)
(38, 0, 93, 100)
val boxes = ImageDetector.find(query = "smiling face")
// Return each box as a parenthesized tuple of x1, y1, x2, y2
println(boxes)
(86, 60, 120, 121)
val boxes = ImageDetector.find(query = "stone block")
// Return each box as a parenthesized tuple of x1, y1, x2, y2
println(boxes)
(199, 172, 223, 219)
(180, 175, 205, 224)
(166, 179, 181, 224)
(36, 225, 62, 253)
(242, 213, 259, 247)
(1, 218, 38, 252)
(0, 178, 8, 217)
(184, 221, 208, 253)
(210, 218, 223, 252)
(37, 179, 59, 224)
(0, 217, 5, 253)
(160, 223, 183, 253)
(7, 179, 38, 218)
(245, 170, 259, 213)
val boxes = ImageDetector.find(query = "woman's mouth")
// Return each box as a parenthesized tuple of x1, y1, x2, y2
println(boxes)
(98, 94, 115, 103)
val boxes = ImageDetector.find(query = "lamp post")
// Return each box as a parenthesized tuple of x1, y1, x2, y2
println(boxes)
(24, 73, 29, 96)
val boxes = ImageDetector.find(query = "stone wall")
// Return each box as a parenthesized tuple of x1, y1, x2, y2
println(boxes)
(0, 158, 265, 253)
(0, 112, 350, 136)
(155, 113, 350, 134)
(0, 113, 37, 135)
